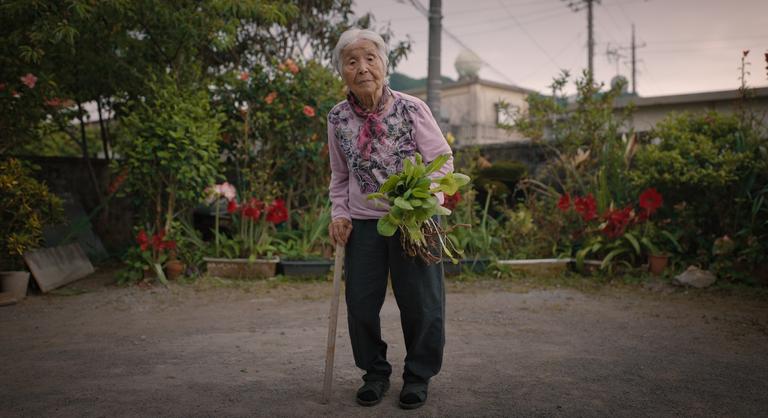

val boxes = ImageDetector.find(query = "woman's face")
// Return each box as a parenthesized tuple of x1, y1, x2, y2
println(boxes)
(340, 39, 385, 100)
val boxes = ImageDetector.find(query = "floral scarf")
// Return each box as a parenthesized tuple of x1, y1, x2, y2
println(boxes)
(346, 86, 393, 159)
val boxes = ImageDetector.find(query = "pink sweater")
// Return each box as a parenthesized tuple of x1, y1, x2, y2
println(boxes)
(327, 90, 454, 221)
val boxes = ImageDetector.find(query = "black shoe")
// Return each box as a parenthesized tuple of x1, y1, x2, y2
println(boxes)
(399, 382, 428, 410)
(356, 379, 390, 407)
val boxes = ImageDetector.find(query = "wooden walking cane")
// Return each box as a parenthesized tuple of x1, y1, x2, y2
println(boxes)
(321, 244, 345, 404)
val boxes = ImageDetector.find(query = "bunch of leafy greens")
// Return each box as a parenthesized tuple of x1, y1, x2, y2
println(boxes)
(367, 153, 470, 264)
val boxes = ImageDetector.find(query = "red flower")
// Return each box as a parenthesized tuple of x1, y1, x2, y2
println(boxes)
(444, 191, 462, 211)
(107, 169, 127, 195)
(152, 231, 166, 250)
(265, 91, 277, 104)
(266, 199, 288, 224)
(240, 71, 249, 81)
(20, 73, 37, 88)
(136, 229, 150, 251)
(638, 187, 663, 215)
(303, 105, 316, 117)
(574, 194, 597, 221)
(0, 83, 6, 91)
(557, 193, 571, 212)
(602, 206, 633, 238)
(227, 199, 239, 214)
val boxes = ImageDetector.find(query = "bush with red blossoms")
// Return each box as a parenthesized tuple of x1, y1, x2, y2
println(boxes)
(553, 187, 679, 270)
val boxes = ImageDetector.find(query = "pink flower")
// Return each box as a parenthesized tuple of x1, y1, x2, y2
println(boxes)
(303, 105, 315, 117)
(205, 182, 237, 204)
(20, 73, 37, 89)
(265, 91, 277, 104)
(216, 182, 237, 201)
(44, 97, 65, 107)
(240, 71, 249, 81)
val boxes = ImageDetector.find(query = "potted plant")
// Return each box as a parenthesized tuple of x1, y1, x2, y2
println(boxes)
(634, 188, 681, 275)
(202, 183, 286, 279)
(118, 228, 177, 285)
(275, 197, 333, 277)
(0, 158, 64, 300)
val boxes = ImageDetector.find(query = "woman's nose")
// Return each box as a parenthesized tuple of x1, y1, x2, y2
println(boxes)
(357, 63, 369, 74)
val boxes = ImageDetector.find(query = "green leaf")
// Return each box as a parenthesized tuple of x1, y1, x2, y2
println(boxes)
(623, 232, 640, 255)
(394, 197, 414, 210)
(380, 174, 400, 193)
(424, 154, 450, 175)
(435, 205, 451, 216)
(377, 215, 398, 236)
(367, 192, 385, 200)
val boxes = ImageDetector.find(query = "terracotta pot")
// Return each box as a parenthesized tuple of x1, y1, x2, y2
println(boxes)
(0, 271, 31, 300)
(165, 260, 185, 280)
(648, 254, 669, 275)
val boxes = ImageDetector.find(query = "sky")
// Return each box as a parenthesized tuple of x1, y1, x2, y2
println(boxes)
(351, 0, 768, 97)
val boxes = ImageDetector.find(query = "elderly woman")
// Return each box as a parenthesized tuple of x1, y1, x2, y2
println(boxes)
(327, 28, 454, 410)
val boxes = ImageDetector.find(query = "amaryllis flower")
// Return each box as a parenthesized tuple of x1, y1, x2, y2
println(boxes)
(205, 182, 237, 203)
(303, 105, 316, 117)
(240, 71, 249, 81)
(227, 199, 238, 214)
(443, 191, 462, 211)
(20, 73, 37, 88)
(266, 199, 288, 224)
(136, 229, 150, 251)
(557, 193, 571, 212)
(638, 187, 663, 215)
(265, 91, 277, 104)
(574, 194, 597, 221)
(242, 198, 264, 220)
(602, 206, 633, 239)
(152, 231, 166, 250)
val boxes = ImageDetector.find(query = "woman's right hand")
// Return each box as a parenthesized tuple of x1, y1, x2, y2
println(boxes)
(329, 218, 353, 247)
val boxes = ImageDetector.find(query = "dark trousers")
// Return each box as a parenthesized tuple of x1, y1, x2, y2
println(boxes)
(345, 219, 445, 384)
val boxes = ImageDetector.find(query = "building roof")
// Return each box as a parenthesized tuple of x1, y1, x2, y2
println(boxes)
(613, 86, 768, 109)
(403, 77, 537, 96)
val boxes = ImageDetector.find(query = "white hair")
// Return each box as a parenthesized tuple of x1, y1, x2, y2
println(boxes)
(332, 28, 389, 76)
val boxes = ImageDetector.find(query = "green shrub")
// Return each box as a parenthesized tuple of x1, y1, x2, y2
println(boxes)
(629, 111, 768, 271)
(0, 158, 64, 269)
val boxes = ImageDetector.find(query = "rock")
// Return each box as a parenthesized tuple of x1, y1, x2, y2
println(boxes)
(673, 266, 717, 288)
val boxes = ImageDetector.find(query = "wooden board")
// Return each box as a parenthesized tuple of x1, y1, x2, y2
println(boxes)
(23, 243, 95, 293)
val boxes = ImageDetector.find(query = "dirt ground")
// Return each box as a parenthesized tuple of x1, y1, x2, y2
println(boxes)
(1, 267, 767, 418)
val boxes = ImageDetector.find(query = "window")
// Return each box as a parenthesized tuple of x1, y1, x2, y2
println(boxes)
(495, 101, 518, 126)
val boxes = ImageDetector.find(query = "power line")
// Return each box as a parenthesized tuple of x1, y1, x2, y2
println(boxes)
(497, 0, 562, 69)
(404, 0, 518, 84)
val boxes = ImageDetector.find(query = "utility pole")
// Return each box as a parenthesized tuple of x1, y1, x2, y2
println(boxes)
(426, 0, 442, 118)
(630, 24, 638, 95)
(618, 24, 646, 95)
(563, 0, 600, 80)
